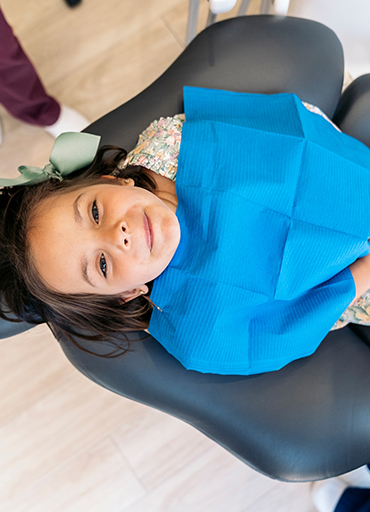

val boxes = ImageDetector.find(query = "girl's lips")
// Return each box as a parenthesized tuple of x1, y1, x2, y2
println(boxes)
(144, 213, 153, 251)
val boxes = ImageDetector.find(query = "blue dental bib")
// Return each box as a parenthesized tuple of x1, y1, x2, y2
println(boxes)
(149, 87, 370, 375)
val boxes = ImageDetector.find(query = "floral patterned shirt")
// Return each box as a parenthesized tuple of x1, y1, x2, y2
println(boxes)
(117, 114, 185, 181)
(118, 105, 369, 330)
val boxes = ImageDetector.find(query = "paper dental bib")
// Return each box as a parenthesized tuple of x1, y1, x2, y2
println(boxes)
(149, 87, 370, 375)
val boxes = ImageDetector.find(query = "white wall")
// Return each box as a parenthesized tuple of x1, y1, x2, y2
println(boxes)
(288, 0, 370, 79)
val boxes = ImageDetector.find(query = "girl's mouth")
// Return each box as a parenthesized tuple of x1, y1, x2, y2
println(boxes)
(144, 213, 153, 251)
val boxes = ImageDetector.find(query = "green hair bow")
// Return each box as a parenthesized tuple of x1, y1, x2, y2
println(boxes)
(0, 131, 101, 188)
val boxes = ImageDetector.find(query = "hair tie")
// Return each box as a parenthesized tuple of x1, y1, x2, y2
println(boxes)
(0, 131, 101, 188)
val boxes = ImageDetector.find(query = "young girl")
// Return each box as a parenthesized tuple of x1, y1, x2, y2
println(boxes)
(2, 86, 370, 375)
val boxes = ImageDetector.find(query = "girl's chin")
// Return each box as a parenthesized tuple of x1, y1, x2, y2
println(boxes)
(157, 215, 181, 252)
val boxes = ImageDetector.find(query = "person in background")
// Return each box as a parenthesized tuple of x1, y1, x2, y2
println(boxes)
(0, 6, 88, 145)
(312, 465, 370, 512)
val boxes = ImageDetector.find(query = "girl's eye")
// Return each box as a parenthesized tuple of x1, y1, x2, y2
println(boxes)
(92, 200, 99, 224)
(99, 254, 107, 278)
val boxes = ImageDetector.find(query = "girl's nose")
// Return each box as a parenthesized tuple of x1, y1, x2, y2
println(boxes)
(121, 224, 130, 248)
(103, 221, 130, 250)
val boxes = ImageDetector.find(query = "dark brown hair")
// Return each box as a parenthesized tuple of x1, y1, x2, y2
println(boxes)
(0, 146, 158, 356)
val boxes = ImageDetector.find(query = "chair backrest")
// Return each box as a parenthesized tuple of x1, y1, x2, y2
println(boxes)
(6, 16, 370, 482)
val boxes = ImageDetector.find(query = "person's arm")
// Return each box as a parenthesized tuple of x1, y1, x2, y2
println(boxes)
(348, 253, 370, 306)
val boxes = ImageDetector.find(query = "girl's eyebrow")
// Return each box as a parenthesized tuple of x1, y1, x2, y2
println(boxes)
(81, 256, 96, 288)
(73, 193, 84, 224)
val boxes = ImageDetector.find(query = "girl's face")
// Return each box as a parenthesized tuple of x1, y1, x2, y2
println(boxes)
(28, 178, 181, 300)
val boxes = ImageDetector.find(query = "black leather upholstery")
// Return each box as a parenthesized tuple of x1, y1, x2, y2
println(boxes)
(4, 16, 370, 482)
(334, 74, 370, 148)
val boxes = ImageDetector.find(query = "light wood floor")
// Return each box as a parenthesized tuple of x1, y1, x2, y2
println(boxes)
(0, 1, 316, 510)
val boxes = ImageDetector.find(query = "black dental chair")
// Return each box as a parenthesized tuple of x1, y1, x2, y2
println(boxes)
(5, 15, 370, 482)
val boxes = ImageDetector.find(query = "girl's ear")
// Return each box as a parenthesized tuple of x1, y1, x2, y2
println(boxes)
(120, 285, 149, 303)
(101, 175, 135, 186)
